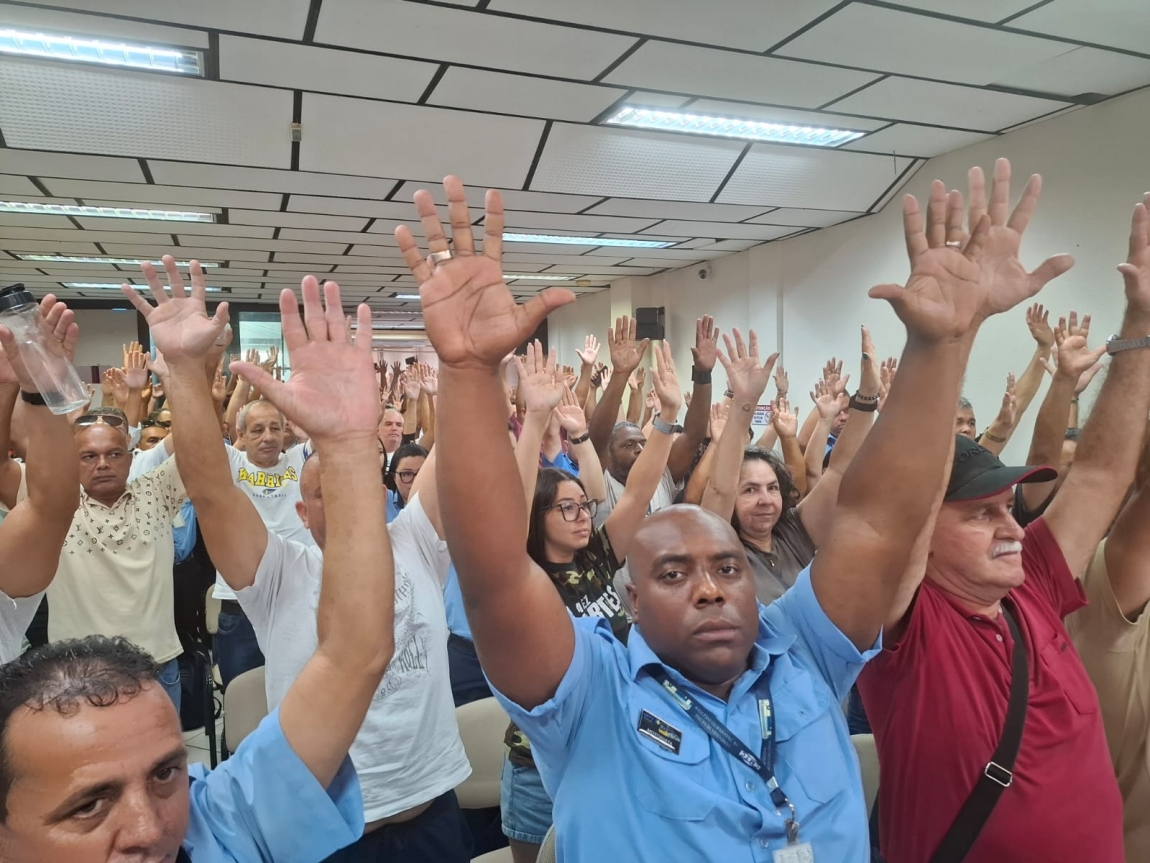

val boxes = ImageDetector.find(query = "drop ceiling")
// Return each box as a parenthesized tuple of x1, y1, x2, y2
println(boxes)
(1, 0, 1147, 326)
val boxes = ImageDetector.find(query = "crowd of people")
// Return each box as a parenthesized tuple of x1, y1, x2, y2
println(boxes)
(0, 158, 1148, 863)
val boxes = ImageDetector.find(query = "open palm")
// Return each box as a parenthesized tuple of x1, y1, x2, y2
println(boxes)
(124, 257, 228, 362)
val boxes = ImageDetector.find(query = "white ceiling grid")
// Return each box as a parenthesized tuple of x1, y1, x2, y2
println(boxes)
(0, 0, 1146, 325)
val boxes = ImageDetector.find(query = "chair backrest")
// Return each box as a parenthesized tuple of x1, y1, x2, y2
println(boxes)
(224, 666, 267, 752)
(453, 697, 511, 809)
(204, 591, 221, 636)
(537, 825, 556, 863)
(851, 733, 880, 812)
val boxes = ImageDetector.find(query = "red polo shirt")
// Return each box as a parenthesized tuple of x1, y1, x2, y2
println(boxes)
(858, 517, 1123, 863)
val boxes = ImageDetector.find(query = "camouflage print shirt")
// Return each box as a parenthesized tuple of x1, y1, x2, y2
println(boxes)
(506, 524, 631, 766)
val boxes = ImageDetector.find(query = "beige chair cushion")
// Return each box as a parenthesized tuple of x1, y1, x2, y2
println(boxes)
(223, 666, 267, 753)
(851, 733, 880, 812)
(454, 697, 511, 810)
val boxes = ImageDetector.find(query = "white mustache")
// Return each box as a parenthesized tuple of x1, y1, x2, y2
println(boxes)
(992, 541, 1023, 558)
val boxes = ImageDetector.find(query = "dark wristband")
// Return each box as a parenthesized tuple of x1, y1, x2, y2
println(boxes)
(19, 390, 47, 406)
(568, 431, 591, 445)
(848, 395, 878, 413)
(691, 366, 712, 385)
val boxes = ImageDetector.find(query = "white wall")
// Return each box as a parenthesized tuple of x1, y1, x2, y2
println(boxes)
(548, 85, 1150, 462)
(71, 309, 139, 374)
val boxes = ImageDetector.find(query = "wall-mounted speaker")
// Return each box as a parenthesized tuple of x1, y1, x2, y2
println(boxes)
(635, 306, 665, 341)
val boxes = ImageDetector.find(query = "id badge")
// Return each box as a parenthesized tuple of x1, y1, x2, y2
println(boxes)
(773, 843, 815, 863)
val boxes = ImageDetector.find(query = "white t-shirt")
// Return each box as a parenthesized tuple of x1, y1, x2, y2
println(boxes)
(594, 464, 681, 528)
(214, 444, 315, 600)
(236, 494, 470, 821)
(0, 590, 41, 664)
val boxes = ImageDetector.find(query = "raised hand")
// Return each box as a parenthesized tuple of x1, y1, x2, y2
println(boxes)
(1026, 302, 1055, 350)
(147, 350, 169, 382)
(717, 327, 779, 405)
(260, 345, 279, 373)
(123, 345, 149, 390)
(860, 326, 881, 393)
(995, 373, 1017, 427)
(0, 294, 77, 389)
(1053, 311, 1106, 383)
(576, 334, 600, 367)
(106, 367, 130, 407)
(514, 340, 564, 415)
(771, 397, 799, 439)
(395, 176, 574, 369)
(811, 379, 846, 420)
(709, 400, 730, 440)
(1118, 195, 1150, 315)
(607, 315, 650, 375)
(404, 364, 422, 402)
(229, 279, 379, 443)
(554, 385, 588, 436)
(879, 356, 898, 412)
(124, 256, 230, 365)
(421, 365, 439, 396)
(650, 340, 683, 420)
(774, 364, 789, 398)
(211, 359, 227, 403)
(690, 315, 720, 372)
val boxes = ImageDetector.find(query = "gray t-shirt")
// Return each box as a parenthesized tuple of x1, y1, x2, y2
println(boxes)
(743, 508, 817, 605)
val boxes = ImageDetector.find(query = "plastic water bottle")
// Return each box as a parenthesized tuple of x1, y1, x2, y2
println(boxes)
(0, 284, 89, 415)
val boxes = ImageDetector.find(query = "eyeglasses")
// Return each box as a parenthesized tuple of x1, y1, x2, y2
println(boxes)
(396, 469, 419, 483)
(546, 499, 598, 522)
(74, 413, 126, 429)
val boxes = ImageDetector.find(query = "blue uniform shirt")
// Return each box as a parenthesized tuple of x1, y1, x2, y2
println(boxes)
(442, 564, 473, 641)
(542, 449, 579, 477)
(491, 566, 879, 862)
(182, 707, 363, 862)
(386, 489, 402, 524)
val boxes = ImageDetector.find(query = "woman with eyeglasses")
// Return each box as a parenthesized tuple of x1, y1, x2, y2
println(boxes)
(499, 341, 684, 863)
(383, 441, 428, 524)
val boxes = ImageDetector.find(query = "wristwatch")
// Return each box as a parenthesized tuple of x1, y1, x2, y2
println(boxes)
(1106, 334, 1150, 355)
(651, 415, 676, 435)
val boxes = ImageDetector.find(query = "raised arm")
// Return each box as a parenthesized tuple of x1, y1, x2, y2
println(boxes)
(625, 368, 644, 425)
(814, 160, 1072, 649)
(125, 257, 269, 592)
(397, 176, 578, 710)
(682, 403, 727, 505)
(1013, 302, 1056, 418)
(1020, 313, 1105, 511)
(978, 373, 1016, 456)
(0, 295, 80, 598)
(588, 316, 647, 460)
(573, 335, 598, 407)
(1104, 435, 1150, 618)
(804, 378, 846, 488)
(513, 342, 564, 515)
(1044, 198, 1150, 578)
(666, 316, 717, 481)
(417, 366, 437, 449)
(232, 279, 392, 788)
(771, 398, 807, 498)
(554, 385, 607, 500)
(700, 329, 778, 521)
(602, 341, 685, 561)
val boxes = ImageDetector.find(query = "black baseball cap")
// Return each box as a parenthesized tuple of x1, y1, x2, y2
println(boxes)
(945, 434, 1058, 502)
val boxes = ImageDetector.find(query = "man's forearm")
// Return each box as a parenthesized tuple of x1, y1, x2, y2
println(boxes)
(797, 406, 819, 451)
(574, 362, 592, 407)
(515, 408, 548, 533)
(804, 418, 832, 486)
(1028, 373, 1075, 467)
(1013, 345, 1048, 418)
(589, 373, 629, 457)
(701, 396, 755, 521)
(779, 433, 807, 497)
(166, 365, 238, 501)
(626, 387, 642, 424)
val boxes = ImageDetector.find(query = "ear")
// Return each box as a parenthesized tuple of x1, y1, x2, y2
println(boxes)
(295, 500, 309, 529)
(626, 581, 639, 622)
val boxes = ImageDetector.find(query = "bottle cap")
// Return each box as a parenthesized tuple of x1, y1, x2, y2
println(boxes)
(0, 284, 35, 313)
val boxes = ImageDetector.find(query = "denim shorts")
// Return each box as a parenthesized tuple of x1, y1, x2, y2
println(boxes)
(499, 756, 552, 844)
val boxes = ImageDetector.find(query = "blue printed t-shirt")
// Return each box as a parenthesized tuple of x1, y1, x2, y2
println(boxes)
(181, 706, 363, 862)
(491, 566, 879, 862)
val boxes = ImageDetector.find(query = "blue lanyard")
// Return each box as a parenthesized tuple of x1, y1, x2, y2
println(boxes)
(648, 666, 800, 841)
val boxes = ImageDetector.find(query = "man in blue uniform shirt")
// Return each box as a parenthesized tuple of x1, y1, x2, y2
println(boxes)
(395, 166, 1066, 861)
(0, 267, 395, 863)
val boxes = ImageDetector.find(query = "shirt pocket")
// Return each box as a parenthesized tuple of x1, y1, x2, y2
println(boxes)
(1038, 630, 1099, 716)
(775, 670, 849, 806)
(627, 690, 715, 822)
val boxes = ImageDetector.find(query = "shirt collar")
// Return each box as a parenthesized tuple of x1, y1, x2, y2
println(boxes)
(80, 484, 131, 509)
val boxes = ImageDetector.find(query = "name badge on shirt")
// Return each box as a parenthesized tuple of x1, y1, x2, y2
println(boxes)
(773, 843, 815, 863)
(637, 709, 683, 755)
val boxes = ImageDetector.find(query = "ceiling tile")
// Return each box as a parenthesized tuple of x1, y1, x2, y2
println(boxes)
(315, 0, 638, 80)
(844, 124, 993, 157)
(880, 0, 1039, 22)
(778, 4, 1071, 86)
(0, 213, 76, 230)
(628, 91, 694, 109)
(0, 175, 41, 196)
(71, 219, 273, 238)
(218, 35, 439, 102)
(428, 67, 626, 123)
(39, 179, 283, 211)
(229, 209, 369, 231)
(278, 228, 399, 247)
(716, 145, 913, 210)
(502, 253, 627, 266)
(640, 220, 796, 240)
(489, 0, 841, 51)
(301, 93, 545, 188)
(0, 60, 294, 167)
(287, 197, 417, 219)
(29, 0, 313, 39)
(389, 182, 602, 214)
(148, 162, 400, 198)
(1011, 0, 1150, 56)
(173, 236, 352, 254)
(828, 77, 1069, 131)
(692, 239, 762, 251)
(500, 211, 660, 234)
(0, 2, 210, 47)
(0, 148, 146, 183)
(96, 245, 273, 262)
(604, 41, 881, 109)
(530, 123, 744, 202)
(683, 99, 890, 132)
(747, 208, 865, 227)
(584, 246, 710, 259)
(993, 45, 1150, 97)
(584, 198, 770, 221)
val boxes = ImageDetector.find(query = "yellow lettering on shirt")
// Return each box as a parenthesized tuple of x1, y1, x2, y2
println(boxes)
(237, 465, 301, 489)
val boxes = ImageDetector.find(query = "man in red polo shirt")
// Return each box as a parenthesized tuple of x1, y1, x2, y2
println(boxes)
(859, 194, 1150, 861)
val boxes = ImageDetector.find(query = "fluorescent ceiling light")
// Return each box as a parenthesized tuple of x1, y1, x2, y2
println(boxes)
(18, 254, 220, 267)
(503, 232, 673, 249)
(0, 201, 215, 222)
(505, 273, 573, 281)
(0, 27, 203, 75)
(63, 282, 224, 292)
(604, 105, 866, 147)
(393, 294, 421, 300)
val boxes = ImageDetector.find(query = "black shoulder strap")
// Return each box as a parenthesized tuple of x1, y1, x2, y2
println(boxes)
(928, 603, 1029, 863)
(176, 848, 192, 863)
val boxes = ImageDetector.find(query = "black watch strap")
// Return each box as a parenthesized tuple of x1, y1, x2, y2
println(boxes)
(19, 390, 47, 406)
(691, 366, 712, 385)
